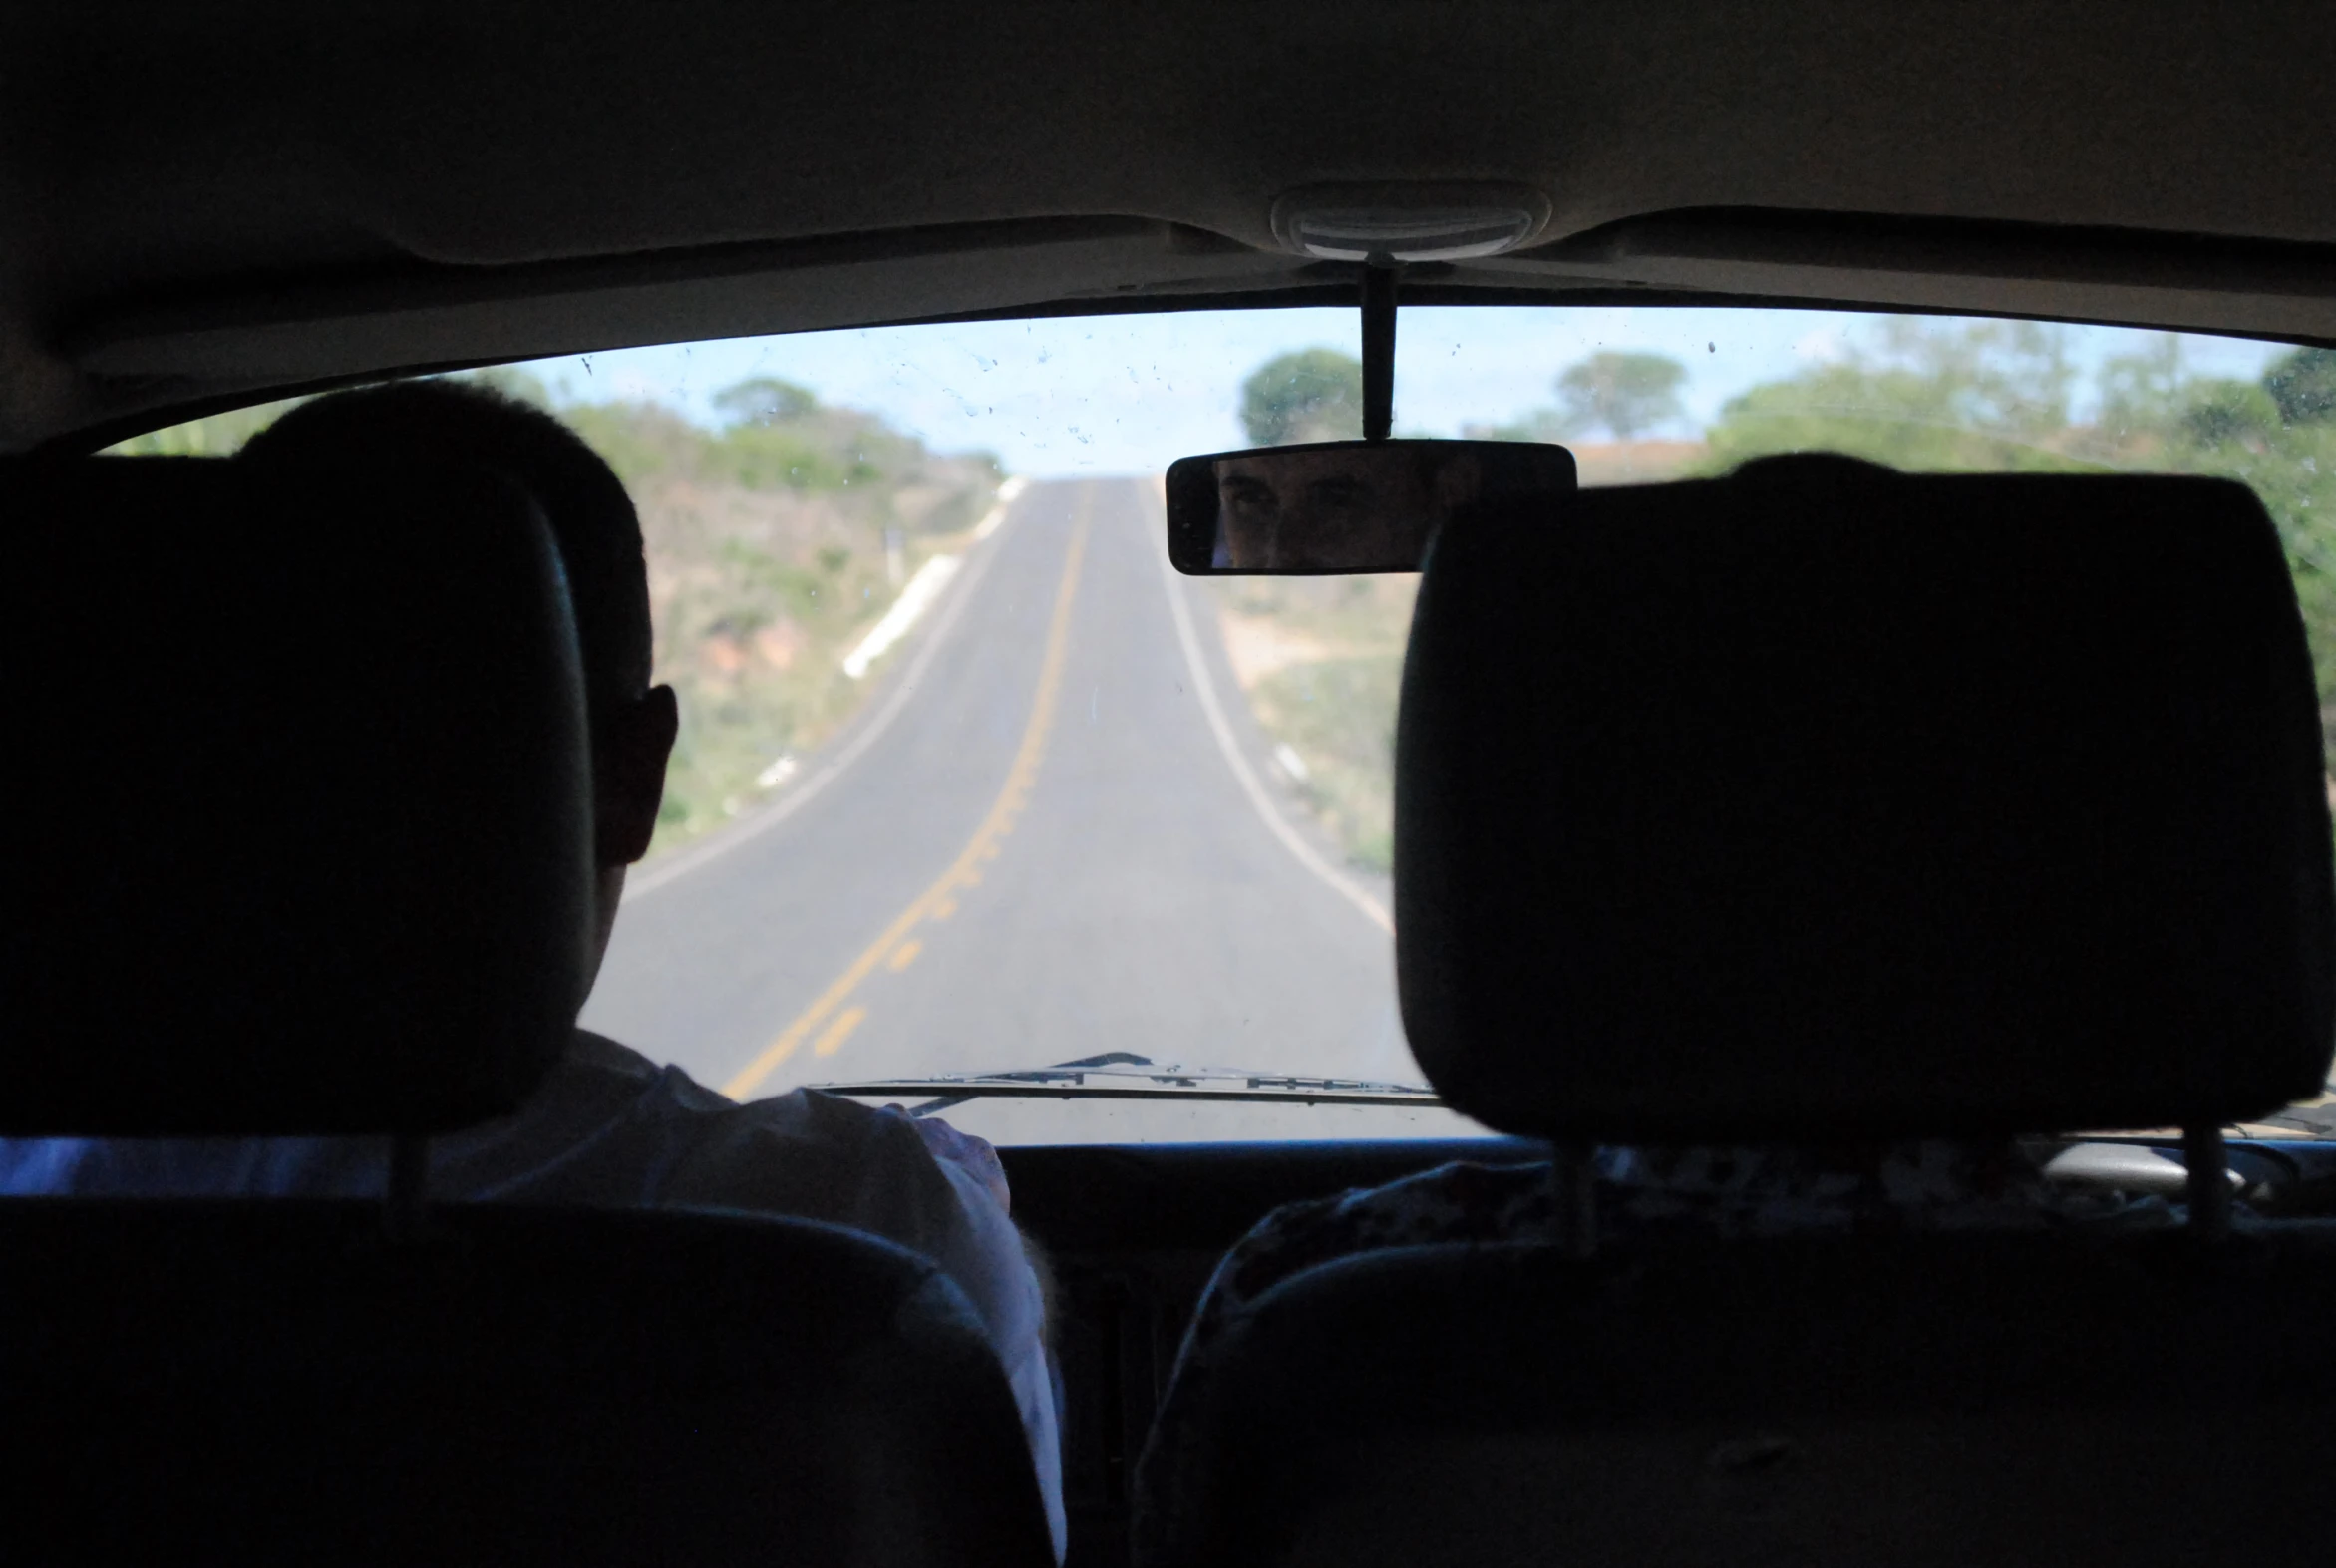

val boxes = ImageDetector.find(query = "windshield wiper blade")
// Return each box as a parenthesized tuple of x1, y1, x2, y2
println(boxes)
(811, 1053, 1441, 1115)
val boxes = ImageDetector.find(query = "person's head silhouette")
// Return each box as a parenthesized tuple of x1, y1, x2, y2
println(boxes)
(243, 379, 680, 976)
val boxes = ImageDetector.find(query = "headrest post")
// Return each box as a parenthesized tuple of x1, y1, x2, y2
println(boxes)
(384, 1134, 431, 1242)
(2181, 1124, 2232, 1242)
(1548, 1142, 1597, 1260)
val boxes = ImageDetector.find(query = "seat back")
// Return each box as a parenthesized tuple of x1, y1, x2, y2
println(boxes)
(0, 457, 1053, 1566)
(1397, 458, 2331, 1143)
(1163, 1224, 2336, 1568)
(1139, 458, 2336, 1568)
(0, 1201, 1055, 1566)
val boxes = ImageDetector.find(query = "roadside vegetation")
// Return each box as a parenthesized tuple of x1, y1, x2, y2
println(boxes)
(543, 373, 1002, 854)
(1211, 572, 1417, 872)
(1215, 324, 2336, 869)
(112, 370, 1003, 857)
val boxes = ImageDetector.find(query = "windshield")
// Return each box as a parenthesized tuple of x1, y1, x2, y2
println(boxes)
(119, 307, 2336, 1143)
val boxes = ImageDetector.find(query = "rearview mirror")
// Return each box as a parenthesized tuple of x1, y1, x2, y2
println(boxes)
(1165, 440, 1576, 574)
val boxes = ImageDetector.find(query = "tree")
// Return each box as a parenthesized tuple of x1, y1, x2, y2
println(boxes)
(714, 377, 819, 427)
(1239, 349, 1363, 446)
(1695, 318, 2094, 473)
(2178, 379, 2282, 449)
(1861, 316, 2074, 438)
(2265, 347, 2336, 427)
(1553, 351, 1687, 440)
(2096, 334, 2186, 436)
(1692, 316, 2336, 773)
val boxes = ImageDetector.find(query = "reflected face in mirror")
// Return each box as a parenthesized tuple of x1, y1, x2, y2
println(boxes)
(1166, 439, 1575, 574)
(1213, 446, 1485, 570)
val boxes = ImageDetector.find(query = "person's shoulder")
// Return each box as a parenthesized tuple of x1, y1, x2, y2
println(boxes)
(563, 1032, 897, 1142)
(562, 1028, 694, 1093)
(462, 1031, 927, 1208)
(625, 1064, 958, 1233)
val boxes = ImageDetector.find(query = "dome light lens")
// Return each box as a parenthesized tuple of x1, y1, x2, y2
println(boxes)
(1271, 184, 1552, 262)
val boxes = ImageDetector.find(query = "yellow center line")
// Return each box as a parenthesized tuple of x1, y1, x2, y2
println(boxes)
(720, 486, 1095, 1099)
(812, 1006, 867, 1057)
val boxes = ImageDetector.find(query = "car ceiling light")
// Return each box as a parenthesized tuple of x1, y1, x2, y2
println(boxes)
(1270, 183, 1552, 263)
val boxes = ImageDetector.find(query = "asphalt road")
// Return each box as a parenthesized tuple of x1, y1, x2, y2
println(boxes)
(580, 477, 1416, 1109)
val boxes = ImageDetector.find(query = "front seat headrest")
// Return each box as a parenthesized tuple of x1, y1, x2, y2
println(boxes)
(1397, 457, 2334, 1142)
(2, 457, 596, 1136)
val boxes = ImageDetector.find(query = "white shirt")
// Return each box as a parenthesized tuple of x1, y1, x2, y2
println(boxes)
(0, 1029, 1065, 1558)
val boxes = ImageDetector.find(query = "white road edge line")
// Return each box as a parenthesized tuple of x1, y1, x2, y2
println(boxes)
(971, 475, 1028, 540)
(841, 553, 961, 678)
(1149, 476, 1395, 936)
(624, 475, 1031, 902)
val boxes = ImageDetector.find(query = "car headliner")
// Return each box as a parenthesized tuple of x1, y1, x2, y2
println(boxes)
(5, 1, 2333, 450)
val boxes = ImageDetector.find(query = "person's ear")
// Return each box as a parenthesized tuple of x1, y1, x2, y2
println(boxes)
(594, 684, 679, 867)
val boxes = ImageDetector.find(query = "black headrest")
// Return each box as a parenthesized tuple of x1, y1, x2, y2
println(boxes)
(1397, 457, 2335, 1142)
(2, 457, 596, 1136)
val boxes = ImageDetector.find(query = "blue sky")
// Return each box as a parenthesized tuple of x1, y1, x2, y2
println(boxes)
(512, 306, 2285, 479)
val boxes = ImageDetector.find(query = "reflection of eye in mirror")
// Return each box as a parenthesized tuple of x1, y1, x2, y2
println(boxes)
(1220, 476, 1277, 509)
(1167, 440, 1577, 574)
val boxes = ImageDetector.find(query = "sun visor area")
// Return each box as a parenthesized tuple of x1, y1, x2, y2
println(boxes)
(1475, 209, 2336, 345)
(58, 210, 2336, 446)
(64, 218, 1293, 385)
